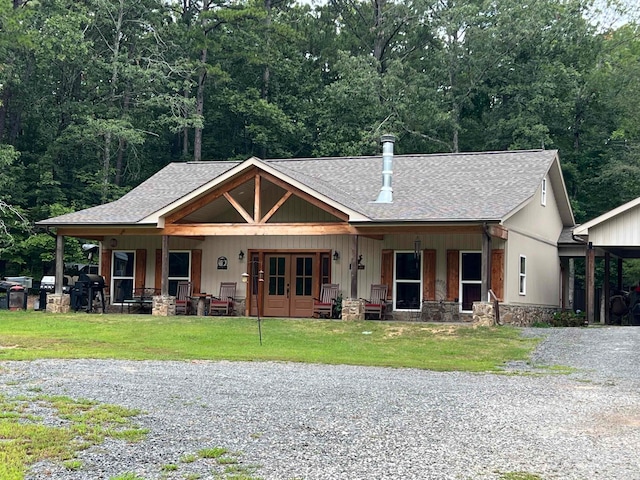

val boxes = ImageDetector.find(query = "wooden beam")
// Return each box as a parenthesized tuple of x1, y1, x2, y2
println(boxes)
(55, 235, 64, 295)
(163, 223, 358, 236)
(604, 252, 610, 325)
(259, 170, 350, 222)
(350, 235, 358, 299)
(57, 227, 159, 237)
(164, 167, 259, 224)
(354, 225, 483, 235)
(486, 224, 508, 240)
(254, 174, 261, 222)
(260, 191, 292, 223)
(586, 245, 595, 324)
(223, 192, 254, 224)
(161, 235, 169, 296)
(58, 222, 487, 238)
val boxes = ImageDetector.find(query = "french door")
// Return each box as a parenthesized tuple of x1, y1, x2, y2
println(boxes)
(263, 254, 315, 317)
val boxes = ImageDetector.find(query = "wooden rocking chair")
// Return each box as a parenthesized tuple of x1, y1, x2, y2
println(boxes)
(313, 283, 340, 318)
(210, 282, 237, 316)
(175, 281, 193, 315)
(363, 284, 388, 320)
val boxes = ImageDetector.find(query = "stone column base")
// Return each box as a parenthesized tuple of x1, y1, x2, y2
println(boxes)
(46, 293, 71, 314)
(472, 301, 495, 326)
(342, 298, 365, 321)
(152, 295, 176, 316)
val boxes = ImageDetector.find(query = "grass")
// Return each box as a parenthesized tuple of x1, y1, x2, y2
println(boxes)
(0, 312, 539, 371)
(0, 394, 145, 480)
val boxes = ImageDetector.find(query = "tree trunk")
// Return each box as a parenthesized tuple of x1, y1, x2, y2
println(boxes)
(103, 0, 124, 194)
(182, 89, 190, 157)
(103, 130, 111, 202)
(0, 88, 9, 142)
(194, 47, 207, 161)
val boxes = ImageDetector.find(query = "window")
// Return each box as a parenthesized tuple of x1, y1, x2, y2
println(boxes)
(541, 178, 547, 206)
(320, 253, 331, 286)
(460, 252, 481, 311)
(112, 251, 135, 302)
(394, 252, 421, 310)
(168, 251, 191, 296)
(268, 256, 286, 295)
(519, 255, 526, 295)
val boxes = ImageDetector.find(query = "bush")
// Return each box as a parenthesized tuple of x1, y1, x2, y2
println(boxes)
(550, 310, 587, 327)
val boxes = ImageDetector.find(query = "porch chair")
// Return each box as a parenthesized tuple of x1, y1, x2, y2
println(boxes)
(363, 284, 389, 320)
(313, 283, 340, 318)
(210, 282, 237, 316)
(175, 281, 193, 315)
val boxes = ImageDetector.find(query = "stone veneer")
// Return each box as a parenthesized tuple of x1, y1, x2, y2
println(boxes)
(152, 295, 176, 316)
(342, 298, 365, 321)
(46, 293, 71, 314)
(472, 301, 559, 327)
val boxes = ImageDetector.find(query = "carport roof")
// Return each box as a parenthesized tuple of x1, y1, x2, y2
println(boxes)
(38, 149, 573, 226)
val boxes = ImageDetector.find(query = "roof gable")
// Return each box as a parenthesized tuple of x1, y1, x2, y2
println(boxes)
(574, 196, 640, 237)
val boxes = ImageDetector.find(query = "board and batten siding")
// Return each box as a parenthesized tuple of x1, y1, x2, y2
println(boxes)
(103, 231, 507, 305)
(586, 207, 640, 246)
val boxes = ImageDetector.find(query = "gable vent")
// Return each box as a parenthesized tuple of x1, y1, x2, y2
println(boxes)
(375, 134, 396, 203)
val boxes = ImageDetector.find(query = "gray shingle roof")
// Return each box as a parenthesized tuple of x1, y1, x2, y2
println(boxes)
(39, 149, 559, 225)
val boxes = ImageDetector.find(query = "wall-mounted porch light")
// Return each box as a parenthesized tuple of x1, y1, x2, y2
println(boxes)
(333, 251, 340, 261)
(239, 250, 245, 261)
(414, 236, 422, 262)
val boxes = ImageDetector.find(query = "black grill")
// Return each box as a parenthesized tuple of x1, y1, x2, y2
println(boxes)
(71, 274, 106, 313)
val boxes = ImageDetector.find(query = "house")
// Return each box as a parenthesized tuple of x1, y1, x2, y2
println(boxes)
(38, 136, 575, 323)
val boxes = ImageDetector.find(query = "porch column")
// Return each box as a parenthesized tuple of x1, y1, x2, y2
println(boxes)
(55, 234, 64, 294)
(350, 234, 358, 299)
(161, 235, 169, 296)
(568, 258, 575, 311)
(604, 252, 611, 325)
(481, 226, 491, 301)
(586, 243, 596, 324)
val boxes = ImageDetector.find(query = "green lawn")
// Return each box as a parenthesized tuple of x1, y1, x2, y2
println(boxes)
(0, 311, 539, 371)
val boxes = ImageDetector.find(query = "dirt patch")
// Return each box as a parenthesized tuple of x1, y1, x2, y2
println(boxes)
(581, 409, 640, 437)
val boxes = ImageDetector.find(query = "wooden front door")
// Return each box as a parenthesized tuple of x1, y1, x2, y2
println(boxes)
(263, 254, 315, 317)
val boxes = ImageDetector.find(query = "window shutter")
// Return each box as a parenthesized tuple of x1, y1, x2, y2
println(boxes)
(191, 249, 202, 294)
(101, 249, 112, 295)
(491, 249, 504, 301)
(380, 249, 394, 299)
(155, 249, 162, 291)
(135, 249, 147, 291)
(423, 249, 436, 301)
(446, 250, 459, 301)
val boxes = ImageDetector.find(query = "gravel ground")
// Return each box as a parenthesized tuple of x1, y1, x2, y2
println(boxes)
(2, 326, 640, 480)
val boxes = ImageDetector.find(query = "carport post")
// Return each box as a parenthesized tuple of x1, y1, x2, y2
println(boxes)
(586, 243, 595, 324)
(604, 253, 611, 325)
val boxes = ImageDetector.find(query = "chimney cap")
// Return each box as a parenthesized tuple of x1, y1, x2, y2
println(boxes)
(380, 134, 396, 144)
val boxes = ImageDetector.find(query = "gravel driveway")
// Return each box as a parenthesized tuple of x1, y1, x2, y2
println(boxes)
(2, 327, 640, 480)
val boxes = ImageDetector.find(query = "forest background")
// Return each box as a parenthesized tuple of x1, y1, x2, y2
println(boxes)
(0, 0, 639, 281)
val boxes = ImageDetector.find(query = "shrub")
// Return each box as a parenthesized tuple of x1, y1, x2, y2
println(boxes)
(550, 310, 587, 327)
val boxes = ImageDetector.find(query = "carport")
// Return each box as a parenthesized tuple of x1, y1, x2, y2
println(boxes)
(572, 197, 640, 325)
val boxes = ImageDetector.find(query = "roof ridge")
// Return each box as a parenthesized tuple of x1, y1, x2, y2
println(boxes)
(262, 149, 554, 163)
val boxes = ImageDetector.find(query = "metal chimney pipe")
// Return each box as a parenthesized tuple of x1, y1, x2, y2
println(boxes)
(375, 134, 396, 203)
